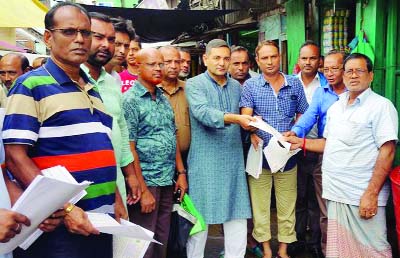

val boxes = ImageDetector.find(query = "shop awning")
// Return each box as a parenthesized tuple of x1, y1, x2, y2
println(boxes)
(0, 0, 48, 27)
(172, 21, 258, 44)
(81, 4, 238, 43)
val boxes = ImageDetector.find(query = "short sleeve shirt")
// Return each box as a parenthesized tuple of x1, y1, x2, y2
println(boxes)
(123, 80, 176, 186)
(240, 73, 309, 170)
(322, 88, 398, 206)
(2, 58, 117, 214)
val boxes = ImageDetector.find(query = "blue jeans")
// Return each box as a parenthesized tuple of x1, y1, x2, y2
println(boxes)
(14, 226, 112, 258)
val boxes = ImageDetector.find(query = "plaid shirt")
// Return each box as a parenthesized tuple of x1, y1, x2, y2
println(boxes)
(240, 73, 308, 170)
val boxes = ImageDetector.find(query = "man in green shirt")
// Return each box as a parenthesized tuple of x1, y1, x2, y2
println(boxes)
(82, 12, 141, 217)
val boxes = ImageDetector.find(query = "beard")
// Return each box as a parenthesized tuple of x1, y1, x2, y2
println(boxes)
(87, 50, 113, 67)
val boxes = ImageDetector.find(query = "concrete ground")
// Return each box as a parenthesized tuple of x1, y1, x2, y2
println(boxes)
(204, 208, 313, 258)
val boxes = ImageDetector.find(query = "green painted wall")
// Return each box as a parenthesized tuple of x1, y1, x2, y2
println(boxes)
(285, 0, 305, 74)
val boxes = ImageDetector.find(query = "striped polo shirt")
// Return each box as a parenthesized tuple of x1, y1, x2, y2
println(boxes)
(2, 58, 117, 214)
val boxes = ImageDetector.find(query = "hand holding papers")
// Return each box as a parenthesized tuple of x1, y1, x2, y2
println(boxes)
(264, 136, 300, 173)
(0, 175, 91, 254)
(19, 166, 89, 250)
(87, 213, 160, 258)
(246, 140, 264, 179)
(248, 117, 300, 173)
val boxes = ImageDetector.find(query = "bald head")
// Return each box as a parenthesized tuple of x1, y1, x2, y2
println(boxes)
(0, 53, 30, 89)
(136, 48, 164, 86)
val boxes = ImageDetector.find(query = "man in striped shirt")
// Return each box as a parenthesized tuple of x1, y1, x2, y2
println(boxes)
(3, 3, 117, 258)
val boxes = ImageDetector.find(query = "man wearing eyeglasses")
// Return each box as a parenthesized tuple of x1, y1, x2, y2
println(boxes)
(4, 3, 118, 258)
(284, 53, 397, 257)
(286, 49, 347, 257)
(122, 48, 188, 258)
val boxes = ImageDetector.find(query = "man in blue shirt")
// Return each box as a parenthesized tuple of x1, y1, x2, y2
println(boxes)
(289, 41, 327, 258)
(240, 40, 308, 258)
(287, 50, 347, 256)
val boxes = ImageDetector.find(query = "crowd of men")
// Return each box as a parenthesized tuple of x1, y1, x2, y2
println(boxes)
(0, 2, 398, 258)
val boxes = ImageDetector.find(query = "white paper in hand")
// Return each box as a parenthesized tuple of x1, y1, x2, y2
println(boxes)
(0, 176, 90, 255)
(20, 165, 89, 250)
(245, 140, 264, 179)
(263, 136, 300, 173)
(87, 212, 161, 244)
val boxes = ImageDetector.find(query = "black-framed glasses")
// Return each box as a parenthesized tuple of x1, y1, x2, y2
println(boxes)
(344, 68, 368, 77)
(48, 28, 92, 38)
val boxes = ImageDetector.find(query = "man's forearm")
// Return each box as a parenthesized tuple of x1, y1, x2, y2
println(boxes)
(121, 163, 136, 179)
(304, 138, 326, 153)
(2, 169, 23, 205)
(129, 142, 147, 192)
(5, 145, 41, 188)
(223, 113, 241, 125)
(365, 141, 396, 195)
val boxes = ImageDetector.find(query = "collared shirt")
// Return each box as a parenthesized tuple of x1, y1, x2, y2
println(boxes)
(158, 79, 191, 156)
(297, 71, 328, 139)
(240, 73, 308, 170)
(119, 69, 138, 93)
(292, 84, 344, 138)
(322, 88, 398, 206)
(123, 80, 176, 186)
(2, 58, 117, 214)
(82, 65, 134, 167)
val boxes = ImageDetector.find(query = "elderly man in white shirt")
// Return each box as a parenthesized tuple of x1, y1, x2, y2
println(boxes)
(285, 53, 397, 258)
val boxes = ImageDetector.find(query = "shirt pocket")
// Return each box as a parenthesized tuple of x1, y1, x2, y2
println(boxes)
(281, 99, 297, 118)
(336, 120, 371, 146)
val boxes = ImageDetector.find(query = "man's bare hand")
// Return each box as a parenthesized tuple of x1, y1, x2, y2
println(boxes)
(175, 174, 188, 201)
(39, 209, 65, 232)
(63, 206, 99, 236)
(250, 133, 262, 150)
(114, 190, 128, 222)
(0, 208, 30, 243)
(140, 189, 156, 213)
(282, 131, 297, 137)
(282, 136, 303, 150)
(359, 190, 378, 220)
(237, 115, 257, 131)
(126, 174, 141, 205)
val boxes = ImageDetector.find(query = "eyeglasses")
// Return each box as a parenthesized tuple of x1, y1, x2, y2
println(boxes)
(138, 62, 164, 69)
(344, 69, 368, 76)
(48, 28, 92, 38)
(323, 67, 343, 74)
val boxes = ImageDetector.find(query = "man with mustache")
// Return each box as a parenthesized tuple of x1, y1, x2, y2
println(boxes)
(284, 53, 397, 258)
(82, 12, 141, 218)
(178, 48, 191, 80)
(123, 48, 188, 258)
(4, 3, 117, 257)
(240, 40, 308, 258)
(287, 50, 347, 257)
(0, 53, 31, 107)
(288, 41, 328, 258)
(104, 17, 135, 80)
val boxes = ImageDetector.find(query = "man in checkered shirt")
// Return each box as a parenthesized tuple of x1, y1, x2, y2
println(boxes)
(240, 40, 308, 258)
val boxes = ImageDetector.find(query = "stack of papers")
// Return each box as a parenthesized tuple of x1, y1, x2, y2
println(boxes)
(87, 213, 161, 258)
(246, 140, 264, 179)
(0, 174, 91, 255)
(20, 166, 89, 250)
(248, 117, 300, 173)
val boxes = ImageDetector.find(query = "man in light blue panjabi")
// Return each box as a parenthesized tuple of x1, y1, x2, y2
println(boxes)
(185, 39, 255, 258)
